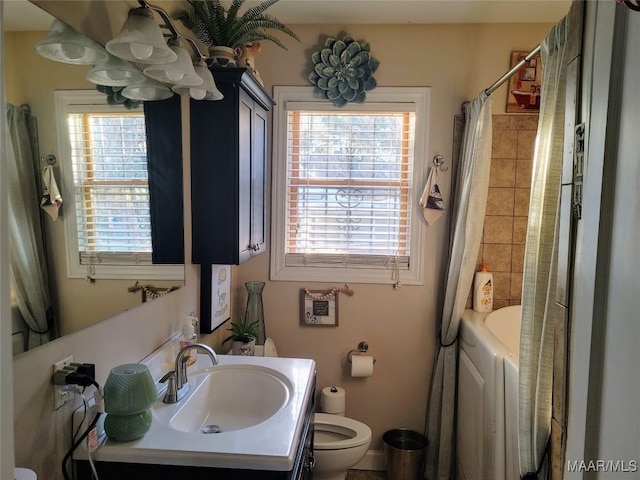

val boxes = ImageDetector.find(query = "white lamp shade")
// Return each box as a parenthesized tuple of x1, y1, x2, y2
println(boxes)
(143, 45, 203, 87)
(172, 65, 224, 101)
(35, 19, 108, 65)
(106, 8, 177, 64)
(86, 54, 146, 87)
(122, 78, 173, 101)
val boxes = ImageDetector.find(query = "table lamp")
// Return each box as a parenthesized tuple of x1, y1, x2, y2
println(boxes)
(103, 363, 157, 442)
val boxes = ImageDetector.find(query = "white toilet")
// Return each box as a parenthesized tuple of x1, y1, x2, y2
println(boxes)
(313, 387, 372, 480)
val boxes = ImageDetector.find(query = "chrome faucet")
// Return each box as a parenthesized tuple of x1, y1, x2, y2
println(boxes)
(160, 343, 219, 404)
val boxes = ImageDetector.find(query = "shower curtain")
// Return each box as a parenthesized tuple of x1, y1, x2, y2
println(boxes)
(518, 16, 568, 479)
(425, 93, 493, 480)
(6, 104, 55, 349)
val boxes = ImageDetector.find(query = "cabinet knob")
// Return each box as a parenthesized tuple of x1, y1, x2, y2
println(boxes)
(251, 244, 261, 252)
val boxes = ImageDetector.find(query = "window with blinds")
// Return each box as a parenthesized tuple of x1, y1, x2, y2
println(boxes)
(286, 110, 414, 262)
(55, 90, 182, 280)
(271, 87, 430, 284)
(67, 112, 151, 264)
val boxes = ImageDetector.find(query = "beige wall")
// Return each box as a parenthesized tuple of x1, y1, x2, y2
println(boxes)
(8, 16, 554, 479)
(234, 23, 552, 450)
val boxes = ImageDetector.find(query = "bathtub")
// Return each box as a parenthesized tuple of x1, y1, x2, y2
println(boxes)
(455, 305, 522, 480)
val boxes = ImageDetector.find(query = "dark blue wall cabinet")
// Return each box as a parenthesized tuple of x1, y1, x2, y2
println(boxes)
(144, 95, 184, 264)
(190, 68, 273, 265)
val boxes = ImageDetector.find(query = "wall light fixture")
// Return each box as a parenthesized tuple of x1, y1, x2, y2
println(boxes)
(35, 19, 108, 65)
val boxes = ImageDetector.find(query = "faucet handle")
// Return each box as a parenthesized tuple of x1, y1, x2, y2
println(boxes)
(178, 355, 189, 388)
(160, 370, 178, 404)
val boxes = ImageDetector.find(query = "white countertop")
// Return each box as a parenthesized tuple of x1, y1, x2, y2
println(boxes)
(75, 347, 316, 472)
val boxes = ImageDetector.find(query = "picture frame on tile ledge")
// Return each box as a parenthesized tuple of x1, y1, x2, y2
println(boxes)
(506, 51, 543, 113)
(200, 264, 231, 333)
(300, 289, 339, 327)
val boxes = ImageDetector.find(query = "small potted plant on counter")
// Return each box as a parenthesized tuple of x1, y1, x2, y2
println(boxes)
(222, 318, 259, 355)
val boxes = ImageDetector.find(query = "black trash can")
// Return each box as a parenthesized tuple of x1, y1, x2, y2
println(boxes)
(383, 429, 428, 480)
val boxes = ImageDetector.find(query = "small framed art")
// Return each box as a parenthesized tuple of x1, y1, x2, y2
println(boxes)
(300, 289, 339, 327)
(506, 50, 543, 113)
(200, 264, 231, 333)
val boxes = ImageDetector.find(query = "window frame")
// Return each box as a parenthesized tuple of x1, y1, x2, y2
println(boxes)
(55, 90, 182, 280)
(270, 86, 430, 285)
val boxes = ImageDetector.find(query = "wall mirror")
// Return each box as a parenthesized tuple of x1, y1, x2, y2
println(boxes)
(4, 0, 185, 356)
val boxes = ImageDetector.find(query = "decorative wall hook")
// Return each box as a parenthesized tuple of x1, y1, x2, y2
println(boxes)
(433, 155, 448, 171)
(41, 154, 56, 166)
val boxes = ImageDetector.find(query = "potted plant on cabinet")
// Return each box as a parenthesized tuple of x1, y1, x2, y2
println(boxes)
(222, 319, 260, 355)
(176, 0, 299, 67)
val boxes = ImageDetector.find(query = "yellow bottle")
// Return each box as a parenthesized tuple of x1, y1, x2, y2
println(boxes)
(473, 263, 493, 313)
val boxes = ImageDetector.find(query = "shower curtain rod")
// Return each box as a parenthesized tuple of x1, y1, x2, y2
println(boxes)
(485, 44, 541, 96)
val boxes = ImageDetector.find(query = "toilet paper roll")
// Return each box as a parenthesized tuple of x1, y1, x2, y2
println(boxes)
(321, 386, 346, 414)
(14, 468, 37, 480)
(350, 355, 374, 377)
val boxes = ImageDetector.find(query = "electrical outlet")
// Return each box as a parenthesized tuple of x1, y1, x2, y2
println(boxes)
(52, 355, 74, 410)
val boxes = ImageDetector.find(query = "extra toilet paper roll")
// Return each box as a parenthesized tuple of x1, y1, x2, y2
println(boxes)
(351, 355, 374, 377)
(14, 468, 37, 480)
(321, 386, 346, 414)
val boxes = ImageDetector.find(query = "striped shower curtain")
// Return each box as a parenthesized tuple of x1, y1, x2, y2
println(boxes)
(518, 15, 569, 479)
(425, 93, 493, 480)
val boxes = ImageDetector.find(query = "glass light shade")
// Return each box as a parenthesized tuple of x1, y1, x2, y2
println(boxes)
(143, 45, 203, 87)
(103, 363, 157, 415)
(35, 19, 108, 65)
(86, 54, 146, 87)
(104, 410, 152, 442)
(122, 78, 173, 101)
(172, 64, 224, 101)
(105, 8, 177, 64)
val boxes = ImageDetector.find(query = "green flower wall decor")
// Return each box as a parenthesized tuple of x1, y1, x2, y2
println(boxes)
(309, 34, 380, 107)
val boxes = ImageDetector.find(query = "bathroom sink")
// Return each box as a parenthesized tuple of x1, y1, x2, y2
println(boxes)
(154, 364, 293, 434)
(78, 353, 316, 472)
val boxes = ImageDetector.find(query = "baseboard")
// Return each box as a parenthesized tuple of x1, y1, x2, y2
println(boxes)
(352, 449, 385, 471)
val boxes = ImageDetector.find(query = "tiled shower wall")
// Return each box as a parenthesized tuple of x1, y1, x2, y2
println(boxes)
(468, 114, 538, 309)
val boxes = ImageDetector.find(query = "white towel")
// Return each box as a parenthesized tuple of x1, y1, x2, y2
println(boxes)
(40, 165, 63, 221)
(419, 167, 445, 225)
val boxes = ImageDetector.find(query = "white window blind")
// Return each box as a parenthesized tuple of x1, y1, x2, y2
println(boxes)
(55, 90, 182, 280)
(271, 87, 430, 285)
(67, 112, 152, 264)
(285, 110, 414, 267)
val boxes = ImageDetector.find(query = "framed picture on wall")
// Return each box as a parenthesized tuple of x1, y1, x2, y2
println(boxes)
(506, 51, 543, 113)
(200, 264, 231, 333)
(300, 289, 339, 327)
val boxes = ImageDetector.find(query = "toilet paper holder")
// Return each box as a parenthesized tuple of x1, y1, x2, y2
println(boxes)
(347, 341, 377, 364)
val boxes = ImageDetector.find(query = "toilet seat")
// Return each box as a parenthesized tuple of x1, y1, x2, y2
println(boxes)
(314, 413, 372, 450)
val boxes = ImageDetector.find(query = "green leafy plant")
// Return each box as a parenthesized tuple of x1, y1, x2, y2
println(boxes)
(177, 0, 299, 50)
(222, 319, 260, 344)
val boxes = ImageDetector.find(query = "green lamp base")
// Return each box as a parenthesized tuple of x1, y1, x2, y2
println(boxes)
(104, 410, 152, 442)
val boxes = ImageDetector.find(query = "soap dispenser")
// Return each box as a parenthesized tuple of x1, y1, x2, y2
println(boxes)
(473, 263, 494, 313)
(180, 316, 198, 367)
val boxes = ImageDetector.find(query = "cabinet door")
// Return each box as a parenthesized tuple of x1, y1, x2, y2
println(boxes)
(250, 103, 268, 256)
(144, 95, 184, 264)
(238, 91, 253, 263)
